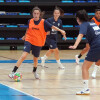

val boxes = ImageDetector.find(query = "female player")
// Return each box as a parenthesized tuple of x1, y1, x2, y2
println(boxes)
(75, 6, 100, 65)
(41, 7, 66, 69)
(69, 10, 100, 95)
(75, 7, 100, 78)
(8, 6, 66, 79)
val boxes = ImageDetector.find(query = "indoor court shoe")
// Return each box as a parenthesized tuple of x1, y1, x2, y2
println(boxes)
(8, 72, 15, 79)
(41, 57, 45, 67)
(75, 55, 80, 64)
(33, 72, 39, 79)
(58, 64, 65, 69)
(76, 89, 90, 95)
(92, 66, 98, 78)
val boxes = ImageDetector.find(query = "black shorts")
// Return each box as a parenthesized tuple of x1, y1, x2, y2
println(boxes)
(46, 38, 57, 49)
(23, 41, 42, 57)
(85, 47, 100, 62)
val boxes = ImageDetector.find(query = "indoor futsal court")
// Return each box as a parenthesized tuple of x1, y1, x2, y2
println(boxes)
(0, 0, 100, 100)
(0, 50, 100, 100)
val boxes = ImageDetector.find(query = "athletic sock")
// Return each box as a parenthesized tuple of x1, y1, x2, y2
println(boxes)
(56, 59, 61, 65)
(33, 67, 37, 72)
(12, 66, 18, 73)
(94, 65, 99, 72)
(83, 80, 89, 90)
(43, 55, 48, 60)
(78, 54, 82, 58)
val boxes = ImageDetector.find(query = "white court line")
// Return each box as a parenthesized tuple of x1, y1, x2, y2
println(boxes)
(0, 83, 43, 100)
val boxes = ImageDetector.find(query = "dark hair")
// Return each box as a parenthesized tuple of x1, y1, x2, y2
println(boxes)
(95, 6, 100, 12)
(53, 6, 64, 17)
(32, 6, 45, 18)
(76, 9, 89, 22)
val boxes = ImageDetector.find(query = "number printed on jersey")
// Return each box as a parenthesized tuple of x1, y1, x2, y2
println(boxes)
(90, 22, 100, 35)
(93, 26, 100, 35)
(51, 29, 57, 34)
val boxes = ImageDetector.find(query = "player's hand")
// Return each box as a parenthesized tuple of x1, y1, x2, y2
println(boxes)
(63, 35, 67, 41)
(61, 30, 66, 35)
(47, 31, 50, 35)
(22, 36, 26, 40)
(69, 45, 77, 49)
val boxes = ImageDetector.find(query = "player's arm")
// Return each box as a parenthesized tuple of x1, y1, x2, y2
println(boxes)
(22, 20, 30, 40)
(52, 26, 66, 35)
(69, 23, 88, 49)
(44, 20, 66, 36)
(22, 29, 28, 40)
(69, 34, 83, 49)
(52, 26, 66, 40)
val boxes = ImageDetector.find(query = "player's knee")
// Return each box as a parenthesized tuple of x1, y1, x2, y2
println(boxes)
(82, 66, 89, 71)
(86, 47, 90, 51)
(50, 49, 54, 53)
(20, 55, 26, 60)
(55, 49, 59, 54)
(34, 58, 38, 62)
(85, 45, 90, 51)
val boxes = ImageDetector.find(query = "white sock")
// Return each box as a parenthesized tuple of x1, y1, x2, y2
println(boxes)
(43, 55, 48, 60)
(83, 80, 89, 90)
(56, 59, 61, 65)
(94, 65, 99, 72)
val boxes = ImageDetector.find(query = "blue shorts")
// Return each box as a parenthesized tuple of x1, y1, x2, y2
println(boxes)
(46, 38, 57, 49)
(85, 39, 89, 44)
(85, 47, 100, 62)
(23, 41, 42, 57)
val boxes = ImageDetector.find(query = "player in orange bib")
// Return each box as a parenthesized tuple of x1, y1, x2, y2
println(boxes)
(8, 6, 66, 79)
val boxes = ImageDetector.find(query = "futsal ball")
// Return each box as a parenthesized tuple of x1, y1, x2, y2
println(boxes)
(13, 72, 22, 82)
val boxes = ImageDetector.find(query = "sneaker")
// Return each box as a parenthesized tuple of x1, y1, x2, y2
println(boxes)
(8, 72, 15, 79)
(92, 66, 98, 78)
(58, 64, 65, 69)
(76, 89, 90, 95)
(33, 72, 39, 79)
(75, 55, 80, 64)
(41, 57, 45, 67)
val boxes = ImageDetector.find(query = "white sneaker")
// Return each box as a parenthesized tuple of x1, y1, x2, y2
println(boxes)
(8, 72, 15, 79)
(58, 64, 65, 69)
(75, 55, 80, 64)
(76, 89, 90, 95)
(33, 72, 39, 79)
(92, 66, 98, 78)
(41, 57, 45, 67)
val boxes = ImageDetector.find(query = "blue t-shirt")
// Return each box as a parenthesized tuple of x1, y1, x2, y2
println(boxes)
(28, 19, 52, 32)
(46, 17, 63, 41)
(79, 22, 100, 48)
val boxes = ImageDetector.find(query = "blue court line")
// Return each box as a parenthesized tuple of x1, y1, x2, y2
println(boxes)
(0, 83, 41, 100)
(0, 59, 84, 63)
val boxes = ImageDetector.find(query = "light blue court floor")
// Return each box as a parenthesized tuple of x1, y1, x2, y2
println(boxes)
(0, 83, 41, 100)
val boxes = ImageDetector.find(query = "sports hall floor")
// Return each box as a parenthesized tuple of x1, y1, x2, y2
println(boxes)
(0, 50, 100, 100)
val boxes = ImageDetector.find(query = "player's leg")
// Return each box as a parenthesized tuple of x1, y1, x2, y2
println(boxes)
(9, 52, 29, 79)
(33, 57, 39, 79)
(54, 48, 65, 69)
(76, 60, 93, 95)
(92, 60, 100, 78)
(8, 41, 31, 79)
(75, 43, 90, 64)
(41, 39, 55, 67)
(32, 45, 42, 79)
(41, 49, 54, 67)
